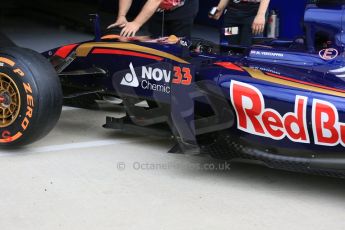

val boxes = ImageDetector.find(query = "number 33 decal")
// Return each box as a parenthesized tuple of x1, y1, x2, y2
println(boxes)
(172, 67, 192, 86)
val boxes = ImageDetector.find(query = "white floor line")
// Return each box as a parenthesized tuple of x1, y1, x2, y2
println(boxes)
(0, 139, 141, 156)
(62, 106, 82, 111)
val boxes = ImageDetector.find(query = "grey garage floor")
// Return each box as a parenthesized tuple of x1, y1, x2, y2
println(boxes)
(0, 18, 345, 230)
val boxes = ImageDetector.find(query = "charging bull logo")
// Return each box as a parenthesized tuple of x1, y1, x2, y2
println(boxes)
(230, 80, 345, 147)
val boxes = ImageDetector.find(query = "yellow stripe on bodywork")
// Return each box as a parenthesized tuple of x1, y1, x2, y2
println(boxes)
(244, 67, 345, 98)
(76, 42, 189, 64)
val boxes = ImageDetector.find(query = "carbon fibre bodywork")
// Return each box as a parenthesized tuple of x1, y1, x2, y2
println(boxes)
(43, 3, 345, 177)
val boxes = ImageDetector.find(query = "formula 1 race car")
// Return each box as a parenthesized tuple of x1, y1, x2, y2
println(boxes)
(1, 0, 345, 178)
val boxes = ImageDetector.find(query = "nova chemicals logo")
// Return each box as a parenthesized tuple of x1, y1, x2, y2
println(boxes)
(120, 62, 172, 94)
(120, 63, 140, 87)
(120, 62, 193, 94)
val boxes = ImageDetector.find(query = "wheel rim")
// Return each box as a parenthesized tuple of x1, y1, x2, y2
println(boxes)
(0, 73, 21, 128)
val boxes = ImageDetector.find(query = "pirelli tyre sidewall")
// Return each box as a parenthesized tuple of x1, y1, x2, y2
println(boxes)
(0, 47, 62, 146)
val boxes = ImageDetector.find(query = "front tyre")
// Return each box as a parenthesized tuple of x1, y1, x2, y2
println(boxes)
(0, 47, 63, 147)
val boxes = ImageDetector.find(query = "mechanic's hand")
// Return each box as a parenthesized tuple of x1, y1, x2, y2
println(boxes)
(209, 7, 224, 21)
(107, 16, 128, 29)
(252, 14, 266, 35)
(120, 21, 141, 37)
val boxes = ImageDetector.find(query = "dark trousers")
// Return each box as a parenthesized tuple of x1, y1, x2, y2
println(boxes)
(223, 7, 258, 46)
(148, 15, 195, 38)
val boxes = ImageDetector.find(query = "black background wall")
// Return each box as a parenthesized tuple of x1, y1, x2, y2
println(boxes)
(0, 0, 308, 39)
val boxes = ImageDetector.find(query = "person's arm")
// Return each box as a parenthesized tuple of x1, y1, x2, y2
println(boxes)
(252, 0, 270, 35)
(107, 0, 133, 29)
(209, 0, 229, 20)
(121, 0, 163, 37)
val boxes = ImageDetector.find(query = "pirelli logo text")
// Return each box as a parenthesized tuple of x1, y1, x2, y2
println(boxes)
(22, 82, 34, 131)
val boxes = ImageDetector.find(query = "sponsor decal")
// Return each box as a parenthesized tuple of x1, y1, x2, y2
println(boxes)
(121, 63, 140, 87)
(319, 48, 338, 61)
(120, 62, 192, 94)
(249, 65, 281, 75)
(179, 39, 190, 47)
(250, 50, 284, 57)
(230, 80, 345, 147)
(312, 99, 345, 147)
